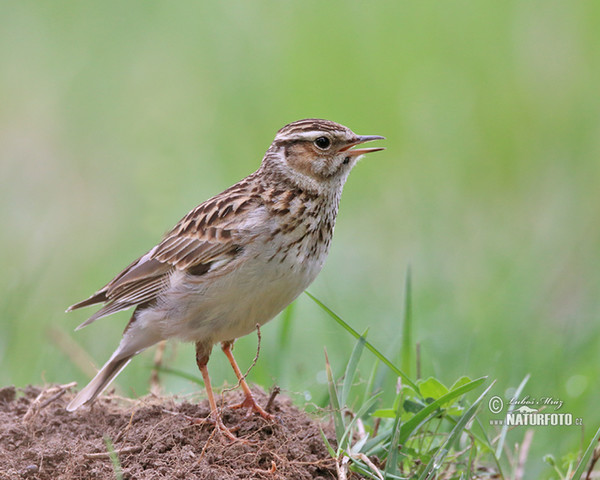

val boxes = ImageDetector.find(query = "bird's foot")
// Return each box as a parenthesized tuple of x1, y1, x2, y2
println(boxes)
(193, 412, 246, 443)
(230, 392, 275, 421)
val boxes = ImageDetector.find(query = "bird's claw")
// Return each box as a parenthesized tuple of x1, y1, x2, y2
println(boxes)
(230, 394, 275, 422)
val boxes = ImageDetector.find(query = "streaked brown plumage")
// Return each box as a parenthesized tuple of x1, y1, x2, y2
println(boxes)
(66, 119, 384, 440)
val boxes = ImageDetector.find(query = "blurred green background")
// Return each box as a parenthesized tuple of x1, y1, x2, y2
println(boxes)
(1, 1, 599, 476)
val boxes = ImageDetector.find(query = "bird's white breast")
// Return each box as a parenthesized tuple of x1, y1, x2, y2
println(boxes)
(137, 204, 333, 345)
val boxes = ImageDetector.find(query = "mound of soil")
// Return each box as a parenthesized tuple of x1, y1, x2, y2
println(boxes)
(0, 384, 341, 480)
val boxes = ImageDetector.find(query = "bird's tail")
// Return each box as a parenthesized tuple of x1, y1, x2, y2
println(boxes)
(67, 306, 163, 412)
(66, 353, 134, 411)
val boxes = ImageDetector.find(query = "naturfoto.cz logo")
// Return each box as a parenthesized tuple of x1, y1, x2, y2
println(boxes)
(488, 395, 583, 427)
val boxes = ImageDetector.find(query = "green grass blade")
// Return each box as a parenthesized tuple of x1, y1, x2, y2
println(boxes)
(398, 377, 487, 445)
(570, 424, 600, 480)
(401, 266, 413, 377)
(275, 302, 295, 383)
(319, 427, 337, 458)
(362, 359, 380, 407)
(338, 393, 381, 453)
(445, 417, 499, 456)
(444, 413, 506, 478)
(305, 291, 418, 392)
(103, 436, 124, 480)
(467, 438, 476, 479)
(324, 348, 345, 443)
(362, 426, 394, 456)
(495, 373, 530, 459)
(153, 366, 202, 385)
(385, 393, 404, 478)
(341, 331, 367, 409)
(418, 381, 496, 480)
(472, 416, 506, 479)
(351, 462, 403, 480)
(278, 302, 295, 349)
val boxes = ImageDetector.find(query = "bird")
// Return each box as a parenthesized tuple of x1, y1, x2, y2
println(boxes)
(66, 118, 385, 439)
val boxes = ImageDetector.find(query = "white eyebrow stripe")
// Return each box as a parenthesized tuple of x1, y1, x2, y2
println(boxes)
(276, 131, 330, 143)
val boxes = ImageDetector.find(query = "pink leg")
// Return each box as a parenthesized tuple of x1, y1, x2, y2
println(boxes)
(221, 341, 274, 421)
(195, 343, 241, 442)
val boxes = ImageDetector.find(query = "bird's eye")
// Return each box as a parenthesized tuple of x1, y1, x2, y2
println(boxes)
(314, 136, 331, 149)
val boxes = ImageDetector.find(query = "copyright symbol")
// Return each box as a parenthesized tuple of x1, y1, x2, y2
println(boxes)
(489, 396, 504, 414)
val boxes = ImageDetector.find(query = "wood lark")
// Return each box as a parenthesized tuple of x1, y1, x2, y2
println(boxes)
(66, 119, 385, 439)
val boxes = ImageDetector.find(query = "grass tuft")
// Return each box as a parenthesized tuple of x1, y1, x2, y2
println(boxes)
(310, 289, 595, 478)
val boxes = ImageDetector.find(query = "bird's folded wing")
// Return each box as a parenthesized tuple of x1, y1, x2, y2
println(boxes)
(152, 227, 239, 269)
(70, 227, 244, 329)
(68, 187, 263, 328)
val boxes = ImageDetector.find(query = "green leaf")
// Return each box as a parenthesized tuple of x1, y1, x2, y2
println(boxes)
(371, 408, 396, 418)
(419, 377, 449, 401)
(449, 376, 472, 391)
(399, 377, 487, 445)
(403, 398, 426, 414)
(417, 380, 496, 480)
(382, 377, 490, 463)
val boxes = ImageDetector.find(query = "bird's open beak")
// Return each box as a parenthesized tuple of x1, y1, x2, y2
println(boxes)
(339, 135, 386, 156)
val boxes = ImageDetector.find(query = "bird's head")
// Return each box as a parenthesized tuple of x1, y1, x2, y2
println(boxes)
(263, 119, 385, 194)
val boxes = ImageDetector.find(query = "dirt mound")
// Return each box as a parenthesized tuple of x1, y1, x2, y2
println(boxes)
(0, 384, 341, 480)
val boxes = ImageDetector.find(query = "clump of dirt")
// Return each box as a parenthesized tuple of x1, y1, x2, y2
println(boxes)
(0, 384, 341, 480)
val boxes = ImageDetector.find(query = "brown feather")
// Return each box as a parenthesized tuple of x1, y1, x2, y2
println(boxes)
(69, 178, 263, 328)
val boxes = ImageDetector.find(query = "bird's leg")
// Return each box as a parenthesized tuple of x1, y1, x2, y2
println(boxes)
(195, 342, 239, 442)
(221, 340, 274, 421)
